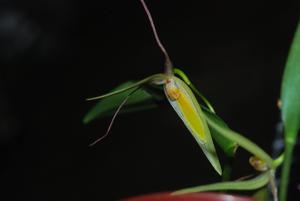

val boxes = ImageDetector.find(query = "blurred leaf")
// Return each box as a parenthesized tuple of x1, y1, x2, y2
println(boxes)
(86, 74, 166, 101)
(83, 81, 158, 124)
(173, 171, 271, 195)
(252, 187, 269, 201)
(202, 108, 238, 157)
(280, 20, 300, 142)
(279, 20, 300, 201)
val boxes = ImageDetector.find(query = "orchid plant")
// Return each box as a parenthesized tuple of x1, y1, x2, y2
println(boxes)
(84, 1, 300, 201)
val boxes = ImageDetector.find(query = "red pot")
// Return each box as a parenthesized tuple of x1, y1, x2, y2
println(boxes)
(120, 192, 256, 201)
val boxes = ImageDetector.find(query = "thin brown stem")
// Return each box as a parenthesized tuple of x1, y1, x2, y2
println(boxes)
(88, 88, 138, 146)
(139, 0, 173, 75)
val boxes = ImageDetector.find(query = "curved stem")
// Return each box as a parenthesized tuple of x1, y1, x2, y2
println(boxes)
(86, 74, 166, 101)
(274, 153, 284, 168)
(139, 0, 173, 75)
(173, 171, 271, 194)
(205, 117, 276, 169)
(88, 90, 134, 146)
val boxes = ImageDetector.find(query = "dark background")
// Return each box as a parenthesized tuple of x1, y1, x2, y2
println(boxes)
(0, 0, 299, 200)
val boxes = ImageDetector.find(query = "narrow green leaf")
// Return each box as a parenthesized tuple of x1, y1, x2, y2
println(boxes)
(83, 81, 157, 124)
(172, 171, 271, 195)
(202, 108, 238, 157)
(174, 68, 215, 113)
(279, 21, 300, 201)
(280, 20, 300, 143)
(86, 73, 166, 101)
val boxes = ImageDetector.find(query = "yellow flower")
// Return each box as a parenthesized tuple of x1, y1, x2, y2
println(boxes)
(165, 76, 222, 175)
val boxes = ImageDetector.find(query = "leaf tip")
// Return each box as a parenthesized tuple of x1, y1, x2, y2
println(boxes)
(82, 115, 91, 125)
(216, 166, 222, 176)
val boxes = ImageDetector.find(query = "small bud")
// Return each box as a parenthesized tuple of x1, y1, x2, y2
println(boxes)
(165, 79, 181, 101)
(277, 99, 282, 109)
(249, 156, 268, 171)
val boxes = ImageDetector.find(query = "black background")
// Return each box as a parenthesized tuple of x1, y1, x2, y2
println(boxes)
(0, 0, 299, 200)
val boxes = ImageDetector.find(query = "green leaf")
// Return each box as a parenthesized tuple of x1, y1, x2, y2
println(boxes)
(86, 73, 166, 101)
(83, 81, 158, 124)
(202, 108, 238, 157)
(172, 171, 271, 195)
(279, 21, 300, 201)
(280, 20, 300, 143)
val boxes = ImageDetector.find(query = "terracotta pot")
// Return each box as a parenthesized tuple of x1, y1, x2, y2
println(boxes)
(120, 192, 256, 201)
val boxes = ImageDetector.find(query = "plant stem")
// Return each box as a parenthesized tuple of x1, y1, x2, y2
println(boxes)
(205, 117, 276, 169)
(279, 140, 295, 201)
(222, 157, 233, 182)
(274, 153, 284, 168)
(139, 0, 173, 75)
(173, 171, 271, 194)
(270, 170, 278, 201)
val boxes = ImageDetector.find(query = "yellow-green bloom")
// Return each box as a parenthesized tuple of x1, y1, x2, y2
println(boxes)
(164, 76, 222, 175)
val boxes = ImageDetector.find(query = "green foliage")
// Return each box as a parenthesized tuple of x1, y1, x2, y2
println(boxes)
(280, 20, 300, 143)
(84, 72, 276, 197)
(279, 20, 300, 201)
(83, 1, 299, 199)
(83, 81, 158, 124)
(173, 171, 271, 194)
(202, 108, 238, 157)
(85, 74, 166, 101)
(205, 115, 275, 169)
